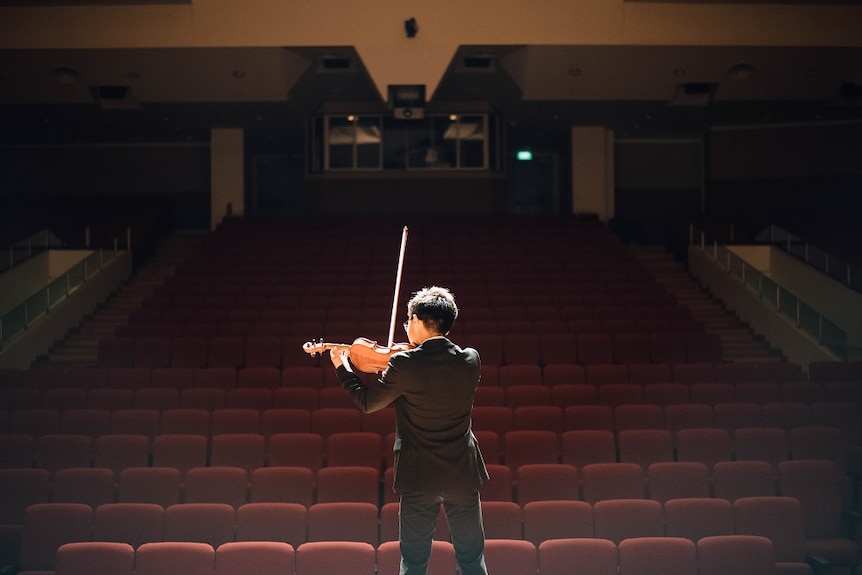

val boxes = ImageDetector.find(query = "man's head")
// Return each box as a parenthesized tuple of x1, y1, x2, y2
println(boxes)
(406, 286, 458, 335)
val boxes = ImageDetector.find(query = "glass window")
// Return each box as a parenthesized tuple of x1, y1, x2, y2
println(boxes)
(313, 113, 497, 172)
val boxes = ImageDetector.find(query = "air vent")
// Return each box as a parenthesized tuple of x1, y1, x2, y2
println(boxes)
(464, 57, 493, 69)
(91, 85, 138, 109)
(671, 82, 717, 107)
(316, 57, 355, 74)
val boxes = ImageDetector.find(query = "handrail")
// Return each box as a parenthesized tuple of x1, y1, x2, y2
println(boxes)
(0, 228, 131, 349)
(691, 224, 848, 360)
(1, 229, 64, 274)
(756, 224, 861, 294)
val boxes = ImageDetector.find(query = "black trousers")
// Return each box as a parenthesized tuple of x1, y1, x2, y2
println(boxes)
(398, 488, 488, 575)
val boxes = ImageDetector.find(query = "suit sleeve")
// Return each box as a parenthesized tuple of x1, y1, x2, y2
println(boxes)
(335, 360, 402, 413)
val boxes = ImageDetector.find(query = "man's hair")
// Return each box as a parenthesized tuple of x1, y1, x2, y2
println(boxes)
(407, 286, 458, 335)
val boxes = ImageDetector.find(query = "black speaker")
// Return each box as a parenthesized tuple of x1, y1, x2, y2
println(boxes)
(389, 85, 425, 120)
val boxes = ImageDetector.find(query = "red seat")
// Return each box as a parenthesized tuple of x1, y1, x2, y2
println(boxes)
(54, 542, 135, 575)
(516, 463, 579, 505)
(215, 541, 295, 575)
(234, 503, 306, 547)
(249, 467, 314, 507)
(315, 466, 379, 505)
(306, 502, 379, 545)
(294, 541, 375, 575)
(697, 535, 777, 575)
(663, 498, 735, 542)
(163, 503, 236, 547)
(646, 461, 710, 503)
(581, 462, 644, 504)
(135, 542, 215, 575)
(537, 538, 616, 575)
(92, 502, 164, 549)
(618, 537, 697, 575)
(593, 499, 664, 543)
(483, 539, 537, 575)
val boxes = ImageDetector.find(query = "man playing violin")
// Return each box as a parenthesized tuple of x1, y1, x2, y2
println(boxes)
(330, 285, 490, 575)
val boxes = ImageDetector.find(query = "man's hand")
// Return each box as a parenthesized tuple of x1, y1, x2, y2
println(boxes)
(330, 348, 349, 369)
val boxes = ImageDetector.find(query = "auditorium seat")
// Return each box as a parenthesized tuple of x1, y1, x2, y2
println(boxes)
(537, 538, 617, 575)
(672, 362, 716, 385)
(54, 541, 135, 575)
(585, 363, 628, 386)
(117, 467, 182, 507)
(612, 332, 651, 365)
(160, 408, 211, 437)
(618, 537, 697, 575)
(135, 542, 215, 575)
(593, 499, 664, 543)
(713, 460, 777, 502)
(471, 406, 514, 436)
(267, 433, 324, 472)
(170, 336, 208, 369)
(94, 434, 150, 473)
(311, 408, 362, 437)
(522, 500, 593, 544)
(237, 366, 281, 389)
(271, 388, 320, 411)
(515, 463, 579, 505)
(762, 402, 812, 434)
(627, 362, 673, 385)
(41, 387, 87, 411)
(480, 464, 514, 502)
(193, 367, 238, 390)
(581, 463, 645, 504)
(234, 503, 306, 547)
(210, 409, 261, 435)
(134, 388, 181, 410)
(480, 501, 523, 540)
(180, 387, 227, 411)
(10, 408, 60, 438)
(294, 541, 375, 575)
(19, 503, 93, 573)
(243, 336, 283, 369)
(649, 332, 687, 364)
(226, 387, 273, 411)
(249, 467, 313, 508)
(503, 430, 559, 470)
(647, 461, 710, 503)
(512, 405, 562, 432)
(733, 496, 815, 575)
(215, 541, 294, 575)
(597, 383, 643, 407)
(734, 427, 790, 471)
(51, 467, 115, 508)
(207, 337, 245, 370)
(777, 460, 861, 572)
(35, 434, 92, 474)
(163, 503, 236, 548)
(483, 539, 536, 575)
(134, 337, 173, 368)
(663, 497, 735, 542)
(663, 403, 715, 437)
(210, 434, 266, 475)
(689, 383, 735, 406)
(781, 381, 826, 405)
(643, 383, 690, 406)
(306, 502, 378, 545)
(152, 434, 208, 474)
(184, 467, 249, 508)
(577, 333, 614, 365)
(318, 387, 355, 408)
(92, 503, 165, 549)
(614, 403, 665, 433)
(697, 535, 778, 575)
(618, 429, 674, 470)
(541, 363, 585, 386)
(315, 466, 379, 505)
(561, 430, 616, 469)
(713, 402, 762, 434)
(563, 405, 615, 432)
(675, 428, 732, 472)
(788, 426, 847, 474)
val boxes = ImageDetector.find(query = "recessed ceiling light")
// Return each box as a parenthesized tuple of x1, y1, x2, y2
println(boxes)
(727, 63, 755, 81)
(53, 66, 80, 84)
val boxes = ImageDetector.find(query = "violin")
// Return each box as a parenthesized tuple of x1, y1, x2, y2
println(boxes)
(302, 226, 415, 373)
(302, 337, 415, 373)
(302, 226, 413, 374)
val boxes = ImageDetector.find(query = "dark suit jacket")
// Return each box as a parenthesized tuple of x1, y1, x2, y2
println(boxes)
(336, 336, 489, 492)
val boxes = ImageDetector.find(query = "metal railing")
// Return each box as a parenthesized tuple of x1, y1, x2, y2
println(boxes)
(692, 225, 848, 360)
(0, 229, 130, 348)
(756, 224, 861, 294)
(1, 229, 64, 274)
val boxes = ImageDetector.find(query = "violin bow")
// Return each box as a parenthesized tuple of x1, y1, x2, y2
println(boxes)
(386, 226, 409, 348)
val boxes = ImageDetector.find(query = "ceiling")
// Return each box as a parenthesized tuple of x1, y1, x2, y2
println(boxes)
(1, 44, 861, 151)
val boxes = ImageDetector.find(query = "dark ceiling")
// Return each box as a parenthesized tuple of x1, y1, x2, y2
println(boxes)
(1, 44, 861, 151)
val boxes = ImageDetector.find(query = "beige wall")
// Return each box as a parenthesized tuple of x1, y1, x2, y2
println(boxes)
(1, 1, 859, 101)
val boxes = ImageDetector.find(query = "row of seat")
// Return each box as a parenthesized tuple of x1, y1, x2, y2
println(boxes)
(3, 398, 857, 440)
(0, 452, 852, 512)
(1, 383, 857, 424)
(93, 330, 724, 369)
(13, 491, 859, 573)
(115, 315, 704, 340)
(1, 360, 815, 392)
(31, 536, 790, 575)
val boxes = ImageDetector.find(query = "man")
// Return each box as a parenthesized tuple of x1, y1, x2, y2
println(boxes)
(330, 285, 490, 575)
